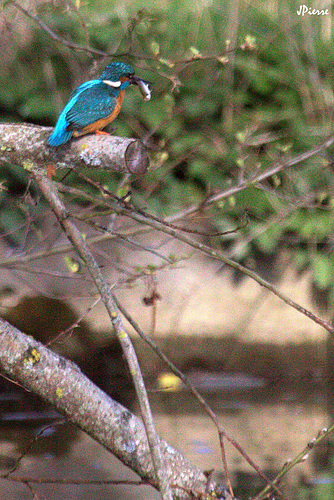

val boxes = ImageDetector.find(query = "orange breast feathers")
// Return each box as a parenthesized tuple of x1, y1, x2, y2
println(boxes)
(73, 89, 125, 137)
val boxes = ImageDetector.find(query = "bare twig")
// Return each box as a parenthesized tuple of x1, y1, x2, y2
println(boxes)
(11, 1, 112, 57)
(2, 421, 66, 477)
(253, 424, 334, 500)
(46, 297, 101, 347)
(30, 169, 173, 500)
(114, 296, 283, 499)
(53, 181, 334, 336)
(77, 170, 250, 238)
(167, 134, 334, 222)
(2, 171, 331, 336)
(9, 1, 246, 68)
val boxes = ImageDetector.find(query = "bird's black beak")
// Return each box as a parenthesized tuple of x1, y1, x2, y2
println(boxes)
(130, 75, 152, 101)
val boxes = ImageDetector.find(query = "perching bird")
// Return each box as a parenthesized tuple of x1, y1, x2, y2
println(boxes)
(47, 61, 151, 147)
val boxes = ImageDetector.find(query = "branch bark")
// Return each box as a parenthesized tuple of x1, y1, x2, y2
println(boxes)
(31, 169, 174, 500)
(0, 318, 229, 500)
(0, 123, 149, 175)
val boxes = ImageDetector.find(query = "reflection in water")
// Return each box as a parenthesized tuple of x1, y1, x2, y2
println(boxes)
(0, 320, 332, 498)
(144, 375, 331, 499)
(184, 371, 266, 391)
(0, 375, 332, 499)
(0, 366, 333, 499)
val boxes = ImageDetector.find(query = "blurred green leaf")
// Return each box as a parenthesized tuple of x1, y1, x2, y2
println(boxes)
(310, 253, 334, 290)
(0, 206, 26, 246)
(2, 0, 334, 299)
(254, 225, 284, 254)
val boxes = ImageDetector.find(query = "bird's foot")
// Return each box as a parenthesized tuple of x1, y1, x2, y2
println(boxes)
(95, 130, 110, 136)
(46, 164, 56, 180)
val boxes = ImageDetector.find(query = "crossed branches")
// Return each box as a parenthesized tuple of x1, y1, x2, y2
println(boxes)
(1, 2, 334, 499)
(1, 127, 334, 499)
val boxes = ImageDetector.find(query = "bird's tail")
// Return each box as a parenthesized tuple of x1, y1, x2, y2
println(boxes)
(47, 110, 73, 146)
(47, 127, 72, 147)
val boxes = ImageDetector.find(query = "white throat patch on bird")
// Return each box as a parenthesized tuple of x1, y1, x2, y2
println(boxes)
(102, 80, 122, 88)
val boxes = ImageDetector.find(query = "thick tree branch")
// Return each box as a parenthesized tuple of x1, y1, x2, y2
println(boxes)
(0, 318, 229, 500)
(0, 123, 149, 175)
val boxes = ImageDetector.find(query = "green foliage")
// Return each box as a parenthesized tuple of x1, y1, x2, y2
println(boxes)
(0, 205, 27, 247)
(310, 254, 334, 290)
(297, 478, 334, 500)
(1, 0, 334, 299)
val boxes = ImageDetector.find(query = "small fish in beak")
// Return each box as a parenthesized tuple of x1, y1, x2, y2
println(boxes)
(131, 75, 152, 101)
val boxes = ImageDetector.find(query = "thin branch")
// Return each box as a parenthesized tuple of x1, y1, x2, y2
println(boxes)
(70, 213, 174, 264)
(167, 134, 334, 222)
(9, 1, 246, 67)
(2, 421, 66, 477)
(46, 296, 101, 347)
(30, 169, 173, 500)
(253, 424, 334, 500)
(55, 182, 334, 336)
(2, 135, 333, 334)
(77, 170, 250, 238)
(11, 1, 112, 57)
(114, 296, 284, 499)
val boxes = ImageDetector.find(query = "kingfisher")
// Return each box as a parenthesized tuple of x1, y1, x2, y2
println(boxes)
(47, 61, 151, 147)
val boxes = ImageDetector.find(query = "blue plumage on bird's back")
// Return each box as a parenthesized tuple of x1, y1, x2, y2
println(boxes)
(47, 80, 101, 147)
(66, 83, 120, 132)
(47, 62, 150, 147)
